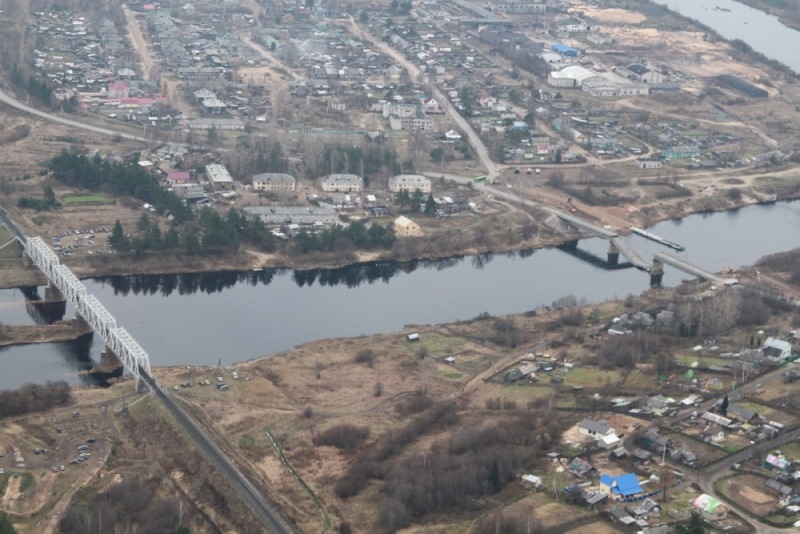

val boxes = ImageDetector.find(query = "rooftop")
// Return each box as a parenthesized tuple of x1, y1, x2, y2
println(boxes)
(599, 473, 643, 496)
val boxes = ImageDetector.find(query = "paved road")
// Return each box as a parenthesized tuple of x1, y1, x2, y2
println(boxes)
(146, 374, 294, 534)
(0, 87, 149, 143)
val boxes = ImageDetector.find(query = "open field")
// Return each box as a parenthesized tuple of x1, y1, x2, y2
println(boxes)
(719, 473, 777, 518)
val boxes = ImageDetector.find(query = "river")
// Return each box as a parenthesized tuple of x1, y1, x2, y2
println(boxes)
(649, 0, 800, 72)
(0, 200, 797, 390)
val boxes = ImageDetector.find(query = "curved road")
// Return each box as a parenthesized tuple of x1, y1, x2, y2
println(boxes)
(0, 87, 149, 143)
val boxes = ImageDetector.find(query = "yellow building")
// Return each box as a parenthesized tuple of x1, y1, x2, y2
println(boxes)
(394, 215, 421, 237)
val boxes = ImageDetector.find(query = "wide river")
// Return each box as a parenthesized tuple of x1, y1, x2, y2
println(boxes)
(649, 0, 800, 72)
(0, 200, 798, 389)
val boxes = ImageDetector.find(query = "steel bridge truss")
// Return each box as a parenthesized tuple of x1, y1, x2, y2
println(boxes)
(24, 237, 151, 383)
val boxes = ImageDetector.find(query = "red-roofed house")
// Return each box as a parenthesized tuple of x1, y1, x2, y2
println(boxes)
(477, 93, 496, 109)
(166, 171, 191, 185)
(108, 81, 130, 99)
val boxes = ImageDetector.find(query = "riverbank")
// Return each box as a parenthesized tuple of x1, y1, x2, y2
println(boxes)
(0, 322, 92, 348)
(733, 0, 800, 32)
(0, 187, 797, 290)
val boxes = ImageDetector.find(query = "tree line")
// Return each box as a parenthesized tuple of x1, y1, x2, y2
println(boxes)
(0, 381, 71, 420)
(47, 151, 191, 223)
(291, 219, 396, 255)
(109, 208, 277, 255)
(17, 185, 59, 211)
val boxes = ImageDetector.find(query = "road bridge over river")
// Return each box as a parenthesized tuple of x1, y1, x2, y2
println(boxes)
(546, 208, 650, 269)
(651, 251, 731, 286)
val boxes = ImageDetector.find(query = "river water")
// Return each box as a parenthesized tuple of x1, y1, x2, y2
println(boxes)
(649, 0, 800, 72)
(0, 200, 798, 390)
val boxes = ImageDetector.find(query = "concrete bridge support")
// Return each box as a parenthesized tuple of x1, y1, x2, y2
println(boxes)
(607, 241, 620, 266)
(72, 314, 91, 333)
(44, 284, 65, 303)
(563, 239, 579, 251)
(100, 347, 123, 369)
(650, 258, 664, 286)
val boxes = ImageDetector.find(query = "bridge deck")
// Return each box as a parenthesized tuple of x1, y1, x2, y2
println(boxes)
(610, 237, 650, 270)
(22, 236, 151, 382)
(654, 252, 724, 283)
(546, 208, 619, 239)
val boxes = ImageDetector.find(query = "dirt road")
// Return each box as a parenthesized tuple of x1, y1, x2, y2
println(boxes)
(122, 6, 154, 81)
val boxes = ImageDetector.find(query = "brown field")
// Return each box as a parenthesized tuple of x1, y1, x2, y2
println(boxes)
(565, 520, 624, 534)
(720, 473, 778, 518)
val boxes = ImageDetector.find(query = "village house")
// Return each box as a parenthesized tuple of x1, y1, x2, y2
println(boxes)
(165, 171, 191, 185)
(568, 457, 595, 478)
(727, 404, 760, 423)
(389, 107, 433, 131)
(388, 174, 432, 193)
(205, 163, 234, 191)
(107, 80, 130, 99)
(320, 174, 363, 193)
(636, 158, 662, 169)
(394, 215, 421, 237)
(599, 473, 643, 501)
(693, 494, 728, 521)
(763, 337, 794, 363)
(578, 418, 615, 438)
(422, 98, 443, 114)
(252, 173, 296, 192)
(662, 145, 701, 160)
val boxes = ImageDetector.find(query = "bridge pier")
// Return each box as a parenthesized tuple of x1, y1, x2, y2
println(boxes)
(607, 241, 620, 266)
(650, 259, 664, 287)
(563, 239, 579, 251)
(44, 283, 65, 303)
(72, 314, 91, 333)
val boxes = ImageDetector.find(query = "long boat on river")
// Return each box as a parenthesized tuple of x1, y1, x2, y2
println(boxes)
(630, 227, 685, 252)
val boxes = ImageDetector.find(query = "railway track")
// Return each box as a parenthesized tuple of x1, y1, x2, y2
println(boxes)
(144, 374, 293, 534)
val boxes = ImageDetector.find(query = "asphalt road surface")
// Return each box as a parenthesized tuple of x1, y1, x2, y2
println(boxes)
(0, 87, 149, 143)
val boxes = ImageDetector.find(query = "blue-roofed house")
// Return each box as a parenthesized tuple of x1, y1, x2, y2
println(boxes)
(599, 473, 644, 500)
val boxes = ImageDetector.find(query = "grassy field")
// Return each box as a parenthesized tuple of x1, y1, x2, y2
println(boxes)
(61, 194, 112, 205)
(563, 367, 623, 387)
(675, 354, 731, 367)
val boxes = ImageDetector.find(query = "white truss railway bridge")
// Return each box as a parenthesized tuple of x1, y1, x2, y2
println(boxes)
(23, 236, 151, 385)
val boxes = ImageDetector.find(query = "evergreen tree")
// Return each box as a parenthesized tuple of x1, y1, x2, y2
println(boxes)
(674, 512, 705, 534)
(108, 220, 130, 250)
(720, 393, 729, 415)
(425, 193, 436, 215)
(411, 189, 424, 213)
(43, 186, 57, 207)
